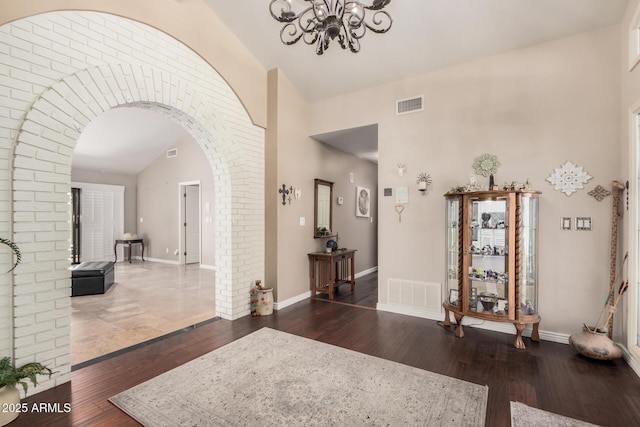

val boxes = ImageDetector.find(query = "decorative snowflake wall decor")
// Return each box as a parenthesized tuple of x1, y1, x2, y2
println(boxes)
(588, 185, 611, 201)
(546, 161, 592, 196)
(473, 153, 500, 177)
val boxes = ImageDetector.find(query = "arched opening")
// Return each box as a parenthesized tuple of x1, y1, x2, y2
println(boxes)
(3, 12, 264, 389)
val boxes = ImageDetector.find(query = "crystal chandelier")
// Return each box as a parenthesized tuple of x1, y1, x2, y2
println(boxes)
(269, 0, 393, 55)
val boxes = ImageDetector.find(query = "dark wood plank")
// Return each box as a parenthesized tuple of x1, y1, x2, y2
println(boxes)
(10, 298, 640, 427)
(312, 271, 378, 308)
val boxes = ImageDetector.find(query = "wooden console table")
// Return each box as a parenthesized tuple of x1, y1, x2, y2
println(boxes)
(114, 238, 145, 263)
(308, 249, 356, 300)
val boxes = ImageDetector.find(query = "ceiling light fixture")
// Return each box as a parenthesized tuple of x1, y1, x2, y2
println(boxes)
(269, 0, 392, 55)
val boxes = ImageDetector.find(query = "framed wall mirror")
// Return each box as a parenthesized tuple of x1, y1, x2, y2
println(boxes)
(314, 179, 334, 238)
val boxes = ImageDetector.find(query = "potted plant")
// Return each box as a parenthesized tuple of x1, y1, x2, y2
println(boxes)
(0, 357, 54, 425)
(1, 237, 53, 425)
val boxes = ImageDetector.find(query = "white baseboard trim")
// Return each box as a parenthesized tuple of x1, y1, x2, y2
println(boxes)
(199, 264, 217, 271)
(274, 291, 311, 311)
(376, 303, 570, 344)
(135, 257, 179, 265)
(355, 266, 378, 279)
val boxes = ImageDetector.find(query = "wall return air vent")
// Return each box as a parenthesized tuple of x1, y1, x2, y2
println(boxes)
(396, 95, 424, 115)
(167, 148, 178, 158)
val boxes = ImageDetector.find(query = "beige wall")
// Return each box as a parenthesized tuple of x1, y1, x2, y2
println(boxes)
(310, 25, 621, 336)
(0, 0, 267, 128)
(136, 135, 215, 265)
(269, 69, 378, 302)
(70, 168, 138, 236)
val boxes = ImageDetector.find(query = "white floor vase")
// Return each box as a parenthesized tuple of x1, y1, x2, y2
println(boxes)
(0, 385, 21, 426)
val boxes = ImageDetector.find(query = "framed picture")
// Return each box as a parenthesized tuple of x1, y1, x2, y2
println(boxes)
(356, 186, 371, 217)
(448, 289, 459, 304)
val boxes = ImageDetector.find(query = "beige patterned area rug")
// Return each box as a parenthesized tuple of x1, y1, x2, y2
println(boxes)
(511, 401, 601, 427)
(110, 328, 488, 426)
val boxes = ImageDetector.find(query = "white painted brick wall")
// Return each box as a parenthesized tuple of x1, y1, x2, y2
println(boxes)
(0, 11, 265, 394)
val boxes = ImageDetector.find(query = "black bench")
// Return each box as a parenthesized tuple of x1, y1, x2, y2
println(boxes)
(70, 261, 115, 296)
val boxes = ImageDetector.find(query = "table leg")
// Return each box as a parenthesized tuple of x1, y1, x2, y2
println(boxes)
(350, 256, 355, 293)
(127, 244, 132, 263)
(141, 241, 145, 261)
(328, 260, 334, 300)
(114, 242, 118, 262)
(310, 259, 317, 297)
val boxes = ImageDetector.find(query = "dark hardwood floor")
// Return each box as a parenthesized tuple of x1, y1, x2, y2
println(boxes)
(311, 270, 378, 308)
(11, 280, 640, 427)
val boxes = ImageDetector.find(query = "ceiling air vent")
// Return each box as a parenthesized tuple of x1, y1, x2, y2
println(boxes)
(167, 148, 178, 158)
(396, 95, 424, 115)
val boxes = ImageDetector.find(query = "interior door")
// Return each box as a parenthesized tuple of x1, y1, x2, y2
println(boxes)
(184, 184, 200, 264)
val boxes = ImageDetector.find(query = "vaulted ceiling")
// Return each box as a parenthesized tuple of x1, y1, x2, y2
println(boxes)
(73, 1, 629, 173)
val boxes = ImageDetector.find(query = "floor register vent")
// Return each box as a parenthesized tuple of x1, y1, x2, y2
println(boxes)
(396, 95, 424, 115)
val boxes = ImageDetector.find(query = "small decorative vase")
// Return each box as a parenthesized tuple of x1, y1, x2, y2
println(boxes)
(569, 327, 623, 360)
(256, 288, 274, 316)
(0, 385, 21, 426)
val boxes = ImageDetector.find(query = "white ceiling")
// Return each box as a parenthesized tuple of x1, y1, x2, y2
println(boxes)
(203, 0, 629, 102)
(73, 0, 629, 173)
(73, 107, 187, 175)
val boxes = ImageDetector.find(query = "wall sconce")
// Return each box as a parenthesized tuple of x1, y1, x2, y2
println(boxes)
(417, 172, 432, 195)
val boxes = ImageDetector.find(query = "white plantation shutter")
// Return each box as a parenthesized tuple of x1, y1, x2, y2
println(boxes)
(72, 182, 124, 262)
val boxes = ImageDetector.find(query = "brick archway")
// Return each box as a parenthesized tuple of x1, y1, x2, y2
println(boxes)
(3, 12, 264, 390)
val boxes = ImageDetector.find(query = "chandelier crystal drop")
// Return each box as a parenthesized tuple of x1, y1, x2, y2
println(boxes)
(269, 0, 393, 55)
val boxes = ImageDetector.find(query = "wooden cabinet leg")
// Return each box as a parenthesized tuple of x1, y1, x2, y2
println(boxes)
(453, 313, 464, 338)
(443, 306, 451, 327)
(514, 323, 526, 349)
(531, 321, 540, 342)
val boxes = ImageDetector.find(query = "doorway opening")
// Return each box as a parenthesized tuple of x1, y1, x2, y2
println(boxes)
(180, 182, 202, 265)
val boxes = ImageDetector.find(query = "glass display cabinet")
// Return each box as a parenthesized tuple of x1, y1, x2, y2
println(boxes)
(443, 190, 541, 349)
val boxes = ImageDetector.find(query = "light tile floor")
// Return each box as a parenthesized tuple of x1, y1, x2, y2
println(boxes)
(71, 261, 216, 366)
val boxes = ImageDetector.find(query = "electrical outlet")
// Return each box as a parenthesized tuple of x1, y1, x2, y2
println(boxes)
(165, 248, 169, 253)
(174, 249, 179, 256)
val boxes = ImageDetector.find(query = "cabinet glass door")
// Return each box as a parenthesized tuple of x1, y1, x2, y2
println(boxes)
(468, 196, 509, 317)
(519, 194, 538, 315)
(445, 196, 461, 306)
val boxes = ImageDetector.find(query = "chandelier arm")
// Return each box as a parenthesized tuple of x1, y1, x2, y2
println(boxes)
(303, 30, 320, 46)
(280, 23, 305, 45)
(344, 27, 361, 53)
(363, 10, 392, 34)
(349, 24, 366, 40)
(364, 0, 391, 11)
(270, 0, 296, 22)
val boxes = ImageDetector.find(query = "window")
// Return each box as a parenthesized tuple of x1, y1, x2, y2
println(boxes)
(71, 182, 125, 262)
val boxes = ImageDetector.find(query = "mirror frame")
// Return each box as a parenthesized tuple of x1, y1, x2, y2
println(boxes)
(314, 179, 334, 238)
